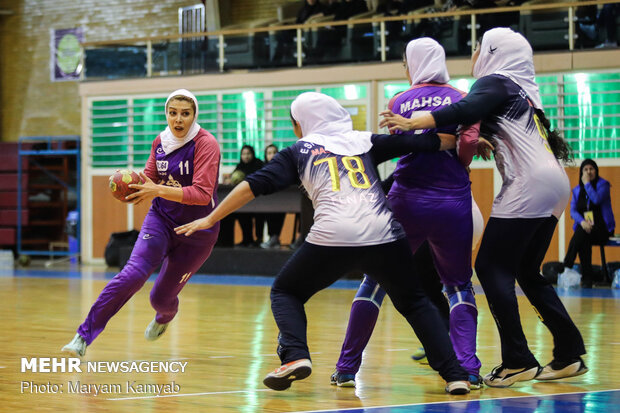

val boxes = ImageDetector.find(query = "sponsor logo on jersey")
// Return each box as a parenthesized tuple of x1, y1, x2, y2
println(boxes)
(164, 175, 182, 188)
(143, 234, 153, 239)
(156, 160, 168, 172)
(156, 147, 164, 154)
(311, 147, 330, 156)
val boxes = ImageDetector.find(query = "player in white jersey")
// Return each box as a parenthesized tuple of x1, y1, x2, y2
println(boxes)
(381, 28, 587, 388)
(176, 91, 473, 395)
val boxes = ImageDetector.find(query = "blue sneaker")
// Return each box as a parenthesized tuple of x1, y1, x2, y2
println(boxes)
(330, 370, 355, 387)
(469, 374, 483, 390)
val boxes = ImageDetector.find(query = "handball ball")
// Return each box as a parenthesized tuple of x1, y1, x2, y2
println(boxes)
(230, 170, 246, 186)
(109, 169, 143, 202)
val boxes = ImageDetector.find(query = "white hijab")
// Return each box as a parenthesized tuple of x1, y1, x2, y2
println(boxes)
(473, 27, 543, 109)
(292, 92, 372, 156)
(160, 89, 201, 155)
(406, 37, 450, 85)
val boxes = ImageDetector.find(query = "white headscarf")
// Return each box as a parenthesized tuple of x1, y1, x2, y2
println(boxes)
(160, 89, 201, 155)
(291, 92, 372, 156)
(406, 37, 450, 85)
(473, 27, 543, 109)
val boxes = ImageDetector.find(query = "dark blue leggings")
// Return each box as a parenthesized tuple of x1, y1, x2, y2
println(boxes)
(269, 238, 468, 383)
(475, 216, 586, 368)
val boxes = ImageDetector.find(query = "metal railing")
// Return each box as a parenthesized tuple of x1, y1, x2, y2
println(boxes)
(79, 0, 619, 79)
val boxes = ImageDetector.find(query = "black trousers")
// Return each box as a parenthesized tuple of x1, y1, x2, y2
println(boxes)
(475, 217, 586, 368)
(265, 213, 285, 237)
(270, 238, 468, 382)
(564, 224, 610, 283)
(237, 214, 265, 244)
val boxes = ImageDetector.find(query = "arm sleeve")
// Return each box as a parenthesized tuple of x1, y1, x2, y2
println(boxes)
(369, 132, 441, 165)
(245, 148, 299, 197)
(570, 188, 585, 225)
(432, 76, 511, 127)
(584, 180, 610, 205)
(143, 138, 160, 182)
(182, 134, 221, 205)
(456, 122, 480, 167)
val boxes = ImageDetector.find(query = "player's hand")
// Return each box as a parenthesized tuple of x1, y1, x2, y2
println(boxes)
(379, 110, 414, 132)
(580, 220, 592, 233)
(126, 172, 159, 205)
(476, 137, 494, 160)
(174, 216, 215, 236)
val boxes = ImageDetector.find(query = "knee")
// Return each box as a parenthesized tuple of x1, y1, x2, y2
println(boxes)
(444, 282, 477, 311)
(113, 265, 150, 290)
(354, 276, 386, 307)
(122, 254, 158, 280)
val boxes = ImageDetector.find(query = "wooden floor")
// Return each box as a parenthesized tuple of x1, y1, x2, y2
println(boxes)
(1, 267, 620, 412)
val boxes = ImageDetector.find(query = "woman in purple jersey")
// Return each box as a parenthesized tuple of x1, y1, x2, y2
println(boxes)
(331, 38, 483, 389)
(62, 89, 221, 357)
(176, 92, 473, 395)
(382, 28, 586, 388)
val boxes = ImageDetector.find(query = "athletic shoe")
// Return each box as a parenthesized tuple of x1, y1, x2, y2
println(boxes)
(411, 347, 428, 364)
(445, 380, 470, 394)
(536, 357, 588, 381)
(263, 359, 312, 391)
(61, 333, 87, 357)
(261, 235, 281, 249)
(483, 364, 541, 388)
(330, 370, 355, 387)
(144, 318, 169, 341)
(469, 374, 483, 390)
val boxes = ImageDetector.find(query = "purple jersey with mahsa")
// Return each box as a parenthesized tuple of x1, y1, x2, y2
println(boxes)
(390, 83, 470, 200)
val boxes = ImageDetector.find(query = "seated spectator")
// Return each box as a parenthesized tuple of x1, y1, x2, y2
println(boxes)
(273, 0, 327, 64)
(297, 0, 327, 23)
(563, 159, 616, 288)
(333, 0, 368, 20)
(231, 145, 265, 247)
(378, 0, 432, 16)
(596, 3, 619, 48)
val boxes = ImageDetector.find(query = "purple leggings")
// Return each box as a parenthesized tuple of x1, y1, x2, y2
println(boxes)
(78, 210, 217, 344)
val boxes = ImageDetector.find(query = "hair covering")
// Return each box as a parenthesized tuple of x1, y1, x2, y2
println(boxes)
(405, 37, 450, 85)
(234, 145, 264, 175)
(473, 27, 543, 110)
(576, 158, 601, 214)
(160, 89, 201, 155)
(291, 92, 372, 156)
(579, 158, 599, 189)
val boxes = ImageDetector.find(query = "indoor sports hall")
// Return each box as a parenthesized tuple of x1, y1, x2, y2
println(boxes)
(1, 1, 619, 412)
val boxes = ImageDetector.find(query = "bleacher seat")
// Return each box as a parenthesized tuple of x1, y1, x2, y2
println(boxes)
(520, 0, 572, 51)
(222, 17, 278, 70)
(85, 46, 147, 78)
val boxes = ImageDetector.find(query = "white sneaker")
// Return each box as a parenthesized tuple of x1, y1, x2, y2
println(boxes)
(61, 333, 87, 357)
(144, 318, 168, 341)
(483, 364, 541, 388)
(263, 359, 312, 391)
(536, 357, 588, 381)
(445, 380, 470, 394)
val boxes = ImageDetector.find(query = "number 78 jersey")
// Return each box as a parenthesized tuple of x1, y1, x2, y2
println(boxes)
(246, 140, 405, 247)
